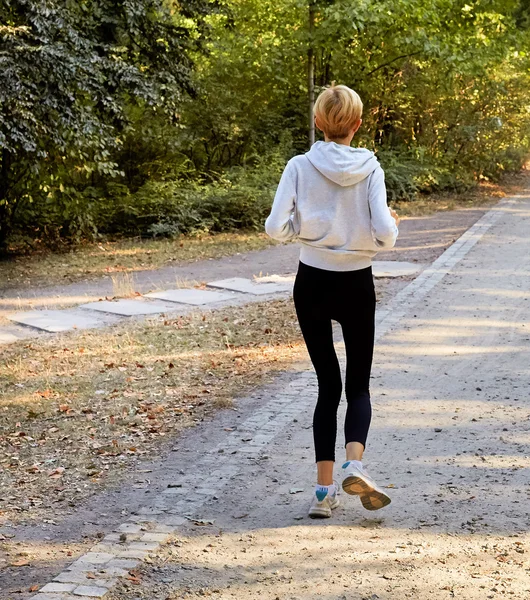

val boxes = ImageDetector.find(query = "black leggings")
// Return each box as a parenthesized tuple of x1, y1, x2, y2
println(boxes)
(293, 260, 376, 463)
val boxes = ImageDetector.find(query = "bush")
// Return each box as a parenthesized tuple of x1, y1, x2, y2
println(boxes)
(377, 147, 476, 202)
(477, 146, 528, 181)
(89, 143, 292, 238)
(4, 137, 527, 253)
(106, 180, 275, 237)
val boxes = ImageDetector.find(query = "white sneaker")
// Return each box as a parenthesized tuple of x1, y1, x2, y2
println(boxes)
(308, 482, 340, 519)
(341, 462, 391, 511)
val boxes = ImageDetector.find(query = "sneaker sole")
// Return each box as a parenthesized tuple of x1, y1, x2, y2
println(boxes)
(308, 507, 331, 519)
(342, 475, 391, 511)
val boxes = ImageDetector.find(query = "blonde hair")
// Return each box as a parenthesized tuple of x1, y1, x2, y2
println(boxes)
(314, 84, 363, 140)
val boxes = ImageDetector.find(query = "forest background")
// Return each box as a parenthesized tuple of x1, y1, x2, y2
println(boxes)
(1, 0, 529, 255)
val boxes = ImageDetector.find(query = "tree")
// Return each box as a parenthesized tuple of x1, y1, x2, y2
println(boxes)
(0, 0, 213, 248)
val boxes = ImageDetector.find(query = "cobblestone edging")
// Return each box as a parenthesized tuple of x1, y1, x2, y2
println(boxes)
(31, 376, 315, 599)
(30, 198, 516, 600)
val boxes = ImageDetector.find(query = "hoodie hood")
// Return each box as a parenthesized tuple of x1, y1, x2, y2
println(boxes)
(305, 140, 379, 187)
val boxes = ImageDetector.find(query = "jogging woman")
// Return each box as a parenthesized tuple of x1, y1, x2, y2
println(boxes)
(265, 84, 400, 518)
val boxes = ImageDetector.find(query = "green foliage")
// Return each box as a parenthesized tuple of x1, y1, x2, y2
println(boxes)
(0, 0, 214, 247)
(379, 148, 477, 202)
(107, 143, 292, 236)
(9, 143, 291, 245)
(2, 0, 530, 252)
(174, 0, 530, 198)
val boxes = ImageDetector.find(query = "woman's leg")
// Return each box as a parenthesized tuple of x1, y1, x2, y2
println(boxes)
(340, 296, 392, 511)
(293, 265, 342, 483)
(297, 314, 342, 475)
(337, 274, 376, 457)
(345, 441, 365, 462)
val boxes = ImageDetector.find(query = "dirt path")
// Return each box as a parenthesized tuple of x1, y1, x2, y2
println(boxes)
(100, 198, 529, 599)
(2, 192, 529, 599)
(0, 207, 492, 319)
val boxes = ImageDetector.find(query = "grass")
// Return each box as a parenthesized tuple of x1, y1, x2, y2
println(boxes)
(0, 297, 307, 525)
(110, 271, 137, 298)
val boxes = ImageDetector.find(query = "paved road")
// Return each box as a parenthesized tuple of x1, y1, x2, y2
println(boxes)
(5, 195, 530, 600)
(0, 206, 490, 346)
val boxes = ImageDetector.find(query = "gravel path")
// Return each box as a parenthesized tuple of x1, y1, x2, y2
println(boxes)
(3, 192, 529, 599)
(102, 197, 530, 599)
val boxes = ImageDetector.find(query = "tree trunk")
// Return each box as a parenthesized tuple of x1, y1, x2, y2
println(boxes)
(308, 1, 316, 148)
(0, 149, 12, 251)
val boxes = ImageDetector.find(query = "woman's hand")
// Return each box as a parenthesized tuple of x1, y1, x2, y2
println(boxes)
(389, 207, 400, 226)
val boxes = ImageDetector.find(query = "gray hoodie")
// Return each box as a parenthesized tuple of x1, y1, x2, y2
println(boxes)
(264, 140, 398, 271)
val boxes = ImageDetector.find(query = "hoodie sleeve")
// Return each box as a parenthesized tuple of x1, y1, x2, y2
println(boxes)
(368, 166, 398, 248)
(264, 160, 299, 242)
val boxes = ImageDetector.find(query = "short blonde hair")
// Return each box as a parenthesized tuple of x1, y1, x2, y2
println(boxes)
(314, 84, 363, 139)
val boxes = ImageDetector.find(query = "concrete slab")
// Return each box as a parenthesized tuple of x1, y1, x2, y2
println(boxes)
(254, 274, 296, 284)
(144, 288, 233, 305)
(8, 310, 102, 333)
(372, 261, 424, 278)
(207, 277, 293, 295)
(80, 299, 170, 316)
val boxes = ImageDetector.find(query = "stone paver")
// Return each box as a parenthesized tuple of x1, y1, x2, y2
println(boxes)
(144, 288, 233, 305)
(105, 558, 139, 570)
(140, 532, 170, 542)
(7, 309, 102, 333)
(79, 299, 171, 316)
(53, 572, 115, 587)
(116, 523, 142, 533)
(40, 583, 77, 593)
(207, 276, 293, 295)
(72, 552, 115, 565)
(72, 586, 108, 597)
(34, 594, 75, 600)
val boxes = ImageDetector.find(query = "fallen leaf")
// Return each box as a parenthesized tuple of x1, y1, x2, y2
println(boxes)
(10, 559, 30, 567)
(48, 467, 65, 478)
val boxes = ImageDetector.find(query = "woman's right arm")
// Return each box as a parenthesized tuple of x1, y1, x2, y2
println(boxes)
(264, 161, 299, 242)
